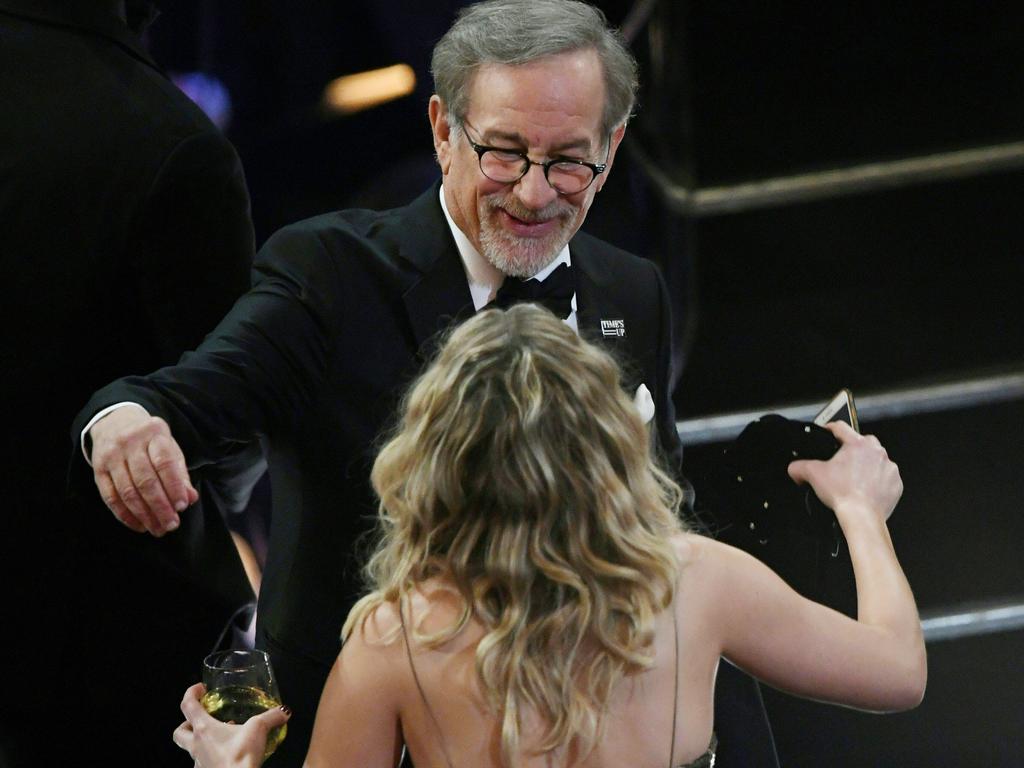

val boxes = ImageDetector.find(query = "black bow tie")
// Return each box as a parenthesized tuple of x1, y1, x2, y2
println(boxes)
(488, 263, 575, 319)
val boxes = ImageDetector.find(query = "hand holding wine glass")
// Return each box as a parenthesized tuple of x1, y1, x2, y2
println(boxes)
(172, 650, 291, 767)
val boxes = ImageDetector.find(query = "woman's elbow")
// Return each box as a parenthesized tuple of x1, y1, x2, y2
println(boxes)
(887, 648, 928, 711)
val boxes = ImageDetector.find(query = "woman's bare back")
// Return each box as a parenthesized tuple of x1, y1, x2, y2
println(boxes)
(377, 534, 718, 768)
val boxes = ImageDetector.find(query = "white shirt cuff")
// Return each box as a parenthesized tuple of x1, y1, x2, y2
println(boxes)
(80, 402, 150, 466)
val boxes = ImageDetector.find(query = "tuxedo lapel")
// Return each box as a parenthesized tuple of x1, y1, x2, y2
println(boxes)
(572, 238, 629, 348)
(571, 235, 655, 398)
(403, 256, 475, 351)
(394, 184, 475, 351)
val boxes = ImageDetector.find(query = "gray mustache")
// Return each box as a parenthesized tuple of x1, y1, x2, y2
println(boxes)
(488, 196, 572, 224)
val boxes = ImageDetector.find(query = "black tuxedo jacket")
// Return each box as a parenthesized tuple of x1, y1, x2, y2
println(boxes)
(2, 2, 255, 764)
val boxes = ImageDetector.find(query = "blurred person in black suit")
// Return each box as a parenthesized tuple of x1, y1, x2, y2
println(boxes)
(0, 1, 257, 765)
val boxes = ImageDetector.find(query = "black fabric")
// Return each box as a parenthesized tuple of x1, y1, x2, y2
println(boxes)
(705, 415, 842, 547)
(713, 661, 779, 767)
(693, 415, 858, 615)
(0, 2, 256, 765)
(490, 262, 575, 318)
(72, 183, 779, 766)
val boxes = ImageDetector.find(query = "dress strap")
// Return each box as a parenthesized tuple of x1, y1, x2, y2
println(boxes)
(668, 601, 680, 768)
(668, 603, 718, 768)
(399, 596, 457, 768)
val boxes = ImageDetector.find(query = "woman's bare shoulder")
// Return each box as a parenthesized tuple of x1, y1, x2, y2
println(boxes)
(351, 580, 481, 652)
(671, 530, 711, 567)
(669, 531, 749, 602)
(673, 530, 760, 569)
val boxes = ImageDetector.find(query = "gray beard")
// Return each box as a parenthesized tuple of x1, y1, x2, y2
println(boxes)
(478, 227, 565, 279)
(477, 198, 575, 278)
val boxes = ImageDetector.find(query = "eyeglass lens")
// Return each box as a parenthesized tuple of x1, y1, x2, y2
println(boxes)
(478, 150, 594, 194)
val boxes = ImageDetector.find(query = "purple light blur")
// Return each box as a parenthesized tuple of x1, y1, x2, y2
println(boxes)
(172, 71, 233, 131)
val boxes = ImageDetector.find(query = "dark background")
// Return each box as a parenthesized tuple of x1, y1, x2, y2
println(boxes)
(144, 1, 1024, 764)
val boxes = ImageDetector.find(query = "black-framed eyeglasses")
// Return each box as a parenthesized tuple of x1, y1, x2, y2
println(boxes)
(461, 121, 608, 195)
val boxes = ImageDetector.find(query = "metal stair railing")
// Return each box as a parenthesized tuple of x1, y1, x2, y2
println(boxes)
(676, 370, 1024, 447)
(633, 139, 1024, 216)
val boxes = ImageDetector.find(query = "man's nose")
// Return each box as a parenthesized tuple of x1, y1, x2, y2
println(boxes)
(514, 162, 559, 210)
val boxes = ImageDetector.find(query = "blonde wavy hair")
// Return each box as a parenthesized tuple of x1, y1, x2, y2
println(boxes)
(344, 304, 686, 766)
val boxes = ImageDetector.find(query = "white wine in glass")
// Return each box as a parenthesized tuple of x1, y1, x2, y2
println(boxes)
(201, 649, 287, 759)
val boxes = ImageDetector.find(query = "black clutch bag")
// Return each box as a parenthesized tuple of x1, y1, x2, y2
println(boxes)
(700, 414, 843, 554)
(689, 414, 857, 614)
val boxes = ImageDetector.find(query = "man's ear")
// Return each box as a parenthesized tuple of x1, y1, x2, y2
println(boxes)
(429, 96, 454, 174)
(594, 123, 627, 193)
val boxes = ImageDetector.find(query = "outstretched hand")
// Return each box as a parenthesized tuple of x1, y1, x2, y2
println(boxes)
(88, 406, 198, 535)
(788, 421, 903, 524)
(173, 683, 291, 768)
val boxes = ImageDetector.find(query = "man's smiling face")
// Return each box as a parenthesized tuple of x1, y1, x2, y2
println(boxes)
(432, 47, 624, 278)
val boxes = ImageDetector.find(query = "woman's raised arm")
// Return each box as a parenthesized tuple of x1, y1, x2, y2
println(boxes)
(692, 422, 926, 712)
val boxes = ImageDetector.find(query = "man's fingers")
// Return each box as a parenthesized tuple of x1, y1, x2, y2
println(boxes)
(126, 441, 181, 532)
(109, 462, 164, 535)
(147, 434, 195, 515)
(96, 471, 147, 533)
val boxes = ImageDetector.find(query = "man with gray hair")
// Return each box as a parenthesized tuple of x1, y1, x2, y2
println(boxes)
(76, 1, 775, 764)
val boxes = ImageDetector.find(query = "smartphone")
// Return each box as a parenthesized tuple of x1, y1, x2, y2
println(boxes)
(813, 388, 860, 432)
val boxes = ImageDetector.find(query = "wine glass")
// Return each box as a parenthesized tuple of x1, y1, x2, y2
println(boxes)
(201, 649, 288, 759)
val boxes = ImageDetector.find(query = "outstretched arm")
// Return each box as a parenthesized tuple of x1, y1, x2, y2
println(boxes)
(693, 422, 926, 712)
(73, 220, 343, 535)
